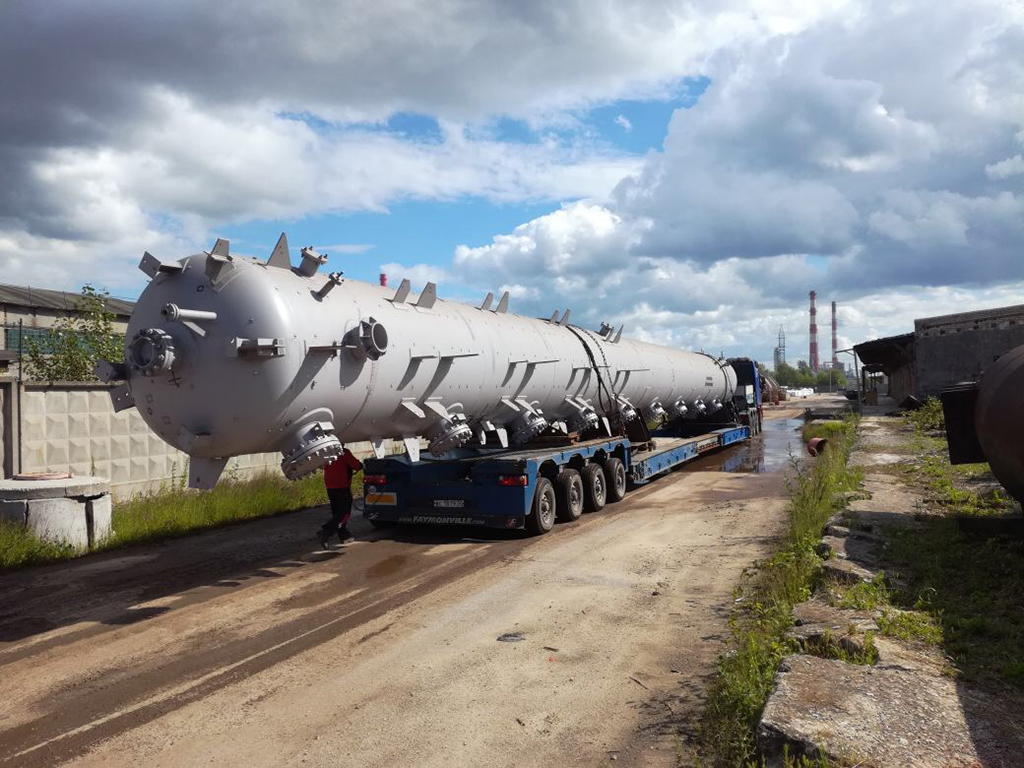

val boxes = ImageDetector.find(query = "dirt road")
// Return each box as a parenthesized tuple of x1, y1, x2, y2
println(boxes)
(0, 409, 805, 767)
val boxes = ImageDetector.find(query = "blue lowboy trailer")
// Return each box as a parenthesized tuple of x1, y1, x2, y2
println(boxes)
(361, 359, 764, 536)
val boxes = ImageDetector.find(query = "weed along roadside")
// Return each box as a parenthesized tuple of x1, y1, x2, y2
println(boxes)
(698, 416, 860, 766)
(0, 470, 338, 569)
(704, 398, 1024, 766)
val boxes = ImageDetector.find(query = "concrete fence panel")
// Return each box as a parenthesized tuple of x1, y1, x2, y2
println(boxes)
(5, 382, 392, 500)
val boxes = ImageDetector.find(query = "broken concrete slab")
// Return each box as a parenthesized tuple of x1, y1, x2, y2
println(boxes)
(788, 599, 879, 657)
(872, 635, 948, 675)
(845, 475, 929, 531)
(822, 557, 877, 584)
(758, 654, 1022, 766)
(817, 534, 883, 565)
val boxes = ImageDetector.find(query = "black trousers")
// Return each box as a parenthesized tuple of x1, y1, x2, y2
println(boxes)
(321, 488, 353, 538)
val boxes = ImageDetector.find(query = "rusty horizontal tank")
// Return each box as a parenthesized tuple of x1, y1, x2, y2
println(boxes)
(99, 235, 739, 489)
(940, 341, 1024, 503)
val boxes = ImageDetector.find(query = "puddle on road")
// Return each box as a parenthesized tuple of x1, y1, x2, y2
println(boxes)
(686, 417, 804, 474)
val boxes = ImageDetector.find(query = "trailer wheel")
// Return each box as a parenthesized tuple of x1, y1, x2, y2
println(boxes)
(555, 469, 584, 522)
(602, 457, 627, 503)
(581, 463, 607, 513)
(526, 477, 557, 535)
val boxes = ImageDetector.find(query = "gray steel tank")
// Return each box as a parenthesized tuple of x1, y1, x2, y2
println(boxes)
(101, 236, 737, 488)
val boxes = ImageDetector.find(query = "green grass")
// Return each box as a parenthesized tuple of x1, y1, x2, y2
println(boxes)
(885, 517, 1024, 685)
(826, 574, 890, 610)
(876, 610, 944, 645)
(0, 469, 344, 569)
(0, 522, 78, 568)
(901, 455, 1012, 516)
(801, 420, 848, 442)
(698, 417, 860, 767)
(109, 470, 331, 546)
(855, 413, 1022, 686)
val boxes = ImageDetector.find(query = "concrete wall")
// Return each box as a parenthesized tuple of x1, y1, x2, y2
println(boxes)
(915, 305, 1024, 399)
(3, 381, 395, 500)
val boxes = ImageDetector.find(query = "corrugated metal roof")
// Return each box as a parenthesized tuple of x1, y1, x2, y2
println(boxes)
(0, 283, 135, 317)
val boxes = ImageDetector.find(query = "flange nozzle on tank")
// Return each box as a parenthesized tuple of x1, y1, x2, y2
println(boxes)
(128, 328, 176, 378)
(280, 421, 343, 480)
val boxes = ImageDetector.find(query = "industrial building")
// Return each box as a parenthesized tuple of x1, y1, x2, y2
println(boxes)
(0, 283, 134, 376)
(854, 303, 1024, 402)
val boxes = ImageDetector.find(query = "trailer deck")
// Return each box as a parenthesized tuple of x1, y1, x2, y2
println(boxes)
(363, 422, 753, 532)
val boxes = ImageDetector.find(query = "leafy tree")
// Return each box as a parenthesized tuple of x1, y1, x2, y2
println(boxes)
(815, 368, 847, 389)
(774, 362, 815, 388)
(24, 285, 124, 382)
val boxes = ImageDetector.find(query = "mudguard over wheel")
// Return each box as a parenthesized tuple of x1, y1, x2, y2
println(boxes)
(603, 457, 627, 503)
(581, 463, 607, 513)
(555, 469, 584, 522)
(526, 476, 557, 535)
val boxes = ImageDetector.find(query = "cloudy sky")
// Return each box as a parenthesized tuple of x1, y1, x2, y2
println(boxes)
(2, 0, 1021, 364)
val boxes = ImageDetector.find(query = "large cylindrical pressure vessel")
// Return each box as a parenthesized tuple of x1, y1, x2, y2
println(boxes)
(112, 237, 736, 488)
(974, 342, 1024, 502)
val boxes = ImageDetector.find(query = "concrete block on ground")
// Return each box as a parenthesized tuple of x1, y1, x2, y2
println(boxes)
(26, 496, 89, 548)
(88, 493, 113, 544)
(0, 476, 112, 549)
(757, 654, 1023, 766)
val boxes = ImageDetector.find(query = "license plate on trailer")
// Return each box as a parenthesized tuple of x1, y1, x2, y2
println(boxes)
(433, 499, 466, 509)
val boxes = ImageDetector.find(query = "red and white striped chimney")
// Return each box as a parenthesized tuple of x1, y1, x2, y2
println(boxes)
(809, 290, 819, 373)
(831, 301, 839, 367)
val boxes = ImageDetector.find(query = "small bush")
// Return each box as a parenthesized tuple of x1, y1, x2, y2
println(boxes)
(902, 397, 944, 433)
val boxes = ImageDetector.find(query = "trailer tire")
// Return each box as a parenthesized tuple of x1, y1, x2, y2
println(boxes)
(526, 477, 557, 535)
(554, 469, 584, 522)
(602, 457, 627, 503)
(581, 463, 607, 513)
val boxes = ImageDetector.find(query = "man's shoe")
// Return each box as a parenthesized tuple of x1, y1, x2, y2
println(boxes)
(339, 528, 355, 545)
(317, 531, 332, 549)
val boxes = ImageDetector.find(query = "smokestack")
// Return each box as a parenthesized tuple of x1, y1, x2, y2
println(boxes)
(379, 273, 388, 287)
(809, 290, 819, 373)
(831, 301, 839, 366)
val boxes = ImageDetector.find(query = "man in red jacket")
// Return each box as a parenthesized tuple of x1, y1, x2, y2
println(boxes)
(318, 446, 363, 547)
